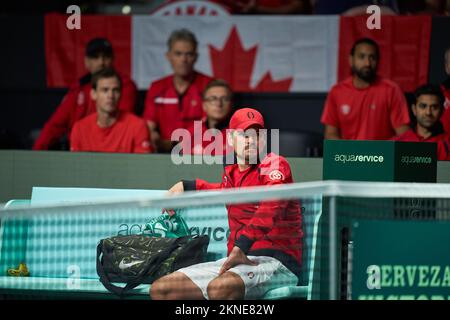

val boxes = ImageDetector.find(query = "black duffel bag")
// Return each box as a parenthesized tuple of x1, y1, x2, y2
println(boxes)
(96, 234, 209, 298)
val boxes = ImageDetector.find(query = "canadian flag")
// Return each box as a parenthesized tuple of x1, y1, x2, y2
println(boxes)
(45, 13, 430, 93)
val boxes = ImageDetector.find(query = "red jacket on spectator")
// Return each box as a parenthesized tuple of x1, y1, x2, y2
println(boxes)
(440, 82, 450, 134)
(143, 72, 212, 141)
(70, 111, 152, 154)
(181, 117, 232, 155)
(33, 73, 137, 150)
(394, 127, 448, 160)
(321, 76, 410, 140)
(184, 152, 303, 278)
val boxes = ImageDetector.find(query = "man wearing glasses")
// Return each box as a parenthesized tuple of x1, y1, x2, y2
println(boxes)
(177, 79, 234, 156)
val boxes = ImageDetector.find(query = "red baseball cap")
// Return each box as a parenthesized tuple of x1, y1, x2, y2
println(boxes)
(229, 108, 265, 130)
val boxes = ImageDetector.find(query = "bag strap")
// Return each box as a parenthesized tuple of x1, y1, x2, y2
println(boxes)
(96, 237, 183, 298)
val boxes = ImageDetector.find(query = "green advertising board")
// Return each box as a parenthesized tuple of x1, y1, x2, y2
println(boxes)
(323, 140, 437, 182)
(351, 220, 450, 300)
(318, 140, 438, 299)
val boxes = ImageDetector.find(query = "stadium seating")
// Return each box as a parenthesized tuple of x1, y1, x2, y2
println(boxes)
(0, 189, 321, 300)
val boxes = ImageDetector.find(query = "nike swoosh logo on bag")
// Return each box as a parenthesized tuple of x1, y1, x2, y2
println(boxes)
(118, 259, 144, 270)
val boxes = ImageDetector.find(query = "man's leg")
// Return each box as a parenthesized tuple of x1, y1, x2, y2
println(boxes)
(150, 271, 205, 300)
(206, 272, 245, 300)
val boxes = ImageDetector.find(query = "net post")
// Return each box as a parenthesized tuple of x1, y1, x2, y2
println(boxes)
(329, 195, 337, 300)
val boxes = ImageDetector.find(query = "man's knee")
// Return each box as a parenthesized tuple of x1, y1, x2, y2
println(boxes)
(150, 276, 172, 300)
(150, 272, 204, 300)
(207, 273, 244, 300)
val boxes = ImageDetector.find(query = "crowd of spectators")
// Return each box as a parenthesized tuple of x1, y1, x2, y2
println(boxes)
(2, 1, 450, 160)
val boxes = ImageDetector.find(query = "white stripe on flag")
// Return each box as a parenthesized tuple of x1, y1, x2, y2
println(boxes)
(132, 16, 339, 92)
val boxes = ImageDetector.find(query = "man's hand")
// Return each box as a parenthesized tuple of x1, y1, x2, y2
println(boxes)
(168, 181, 184, 195)
(163, 181, 184, 216)
(219, 246, 257, 275)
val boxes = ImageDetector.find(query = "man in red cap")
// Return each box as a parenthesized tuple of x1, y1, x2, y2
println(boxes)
(150, 108, 303, 300)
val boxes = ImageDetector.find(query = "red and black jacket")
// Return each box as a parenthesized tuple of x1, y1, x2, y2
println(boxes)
(183, 153, 303, 280)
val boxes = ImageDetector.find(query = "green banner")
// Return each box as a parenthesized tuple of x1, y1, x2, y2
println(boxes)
(351, 220, 450, 300)
(323, 140, 437, 182)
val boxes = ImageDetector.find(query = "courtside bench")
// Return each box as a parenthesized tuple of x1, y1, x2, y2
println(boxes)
(0, 189, 321, 300)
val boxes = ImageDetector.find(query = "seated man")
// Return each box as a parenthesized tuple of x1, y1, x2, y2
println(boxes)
(321, 38, 410, 140)
(150, 108, 303, 300)
(70, 68, 152, 154)
(143, 28, 212, 153)
(34, 38, 137, 150)
(395, 84, 448, 160)
(175, 79, 234, 156)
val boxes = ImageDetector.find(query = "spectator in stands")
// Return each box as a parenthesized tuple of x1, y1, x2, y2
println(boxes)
(33, 38, 137, 151)
(321, 38, 410, 140)
(143, 29, 212, 153)
(394, 84, 449, 160)
(70, 68, 152, 154)
(175, 79, 234, 155)
(440, 47, 450, 133)
(151, 108, 302, 300)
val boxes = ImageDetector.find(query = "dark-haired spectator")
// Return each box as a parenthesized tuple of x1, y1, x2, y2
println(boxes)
(33, 38, 137, 151)
(321, 38, 410, 140)
(143, 29, 212, 153)
(394, 84, 448, 160)
(70, 69, 152, 154)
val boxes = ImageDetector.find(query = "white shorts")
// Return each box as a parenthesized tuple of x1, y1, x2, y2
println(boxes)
(176, 256, 299, 300)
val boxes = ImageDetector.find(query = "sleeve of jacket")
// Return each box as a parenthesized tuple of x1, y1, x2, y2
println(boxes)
(320, 86, 340, 128)
(33, 89, 76, 150)
(182, 178, 222, 191)
(235, 156, 293, 254)
(118, 77, 137, 113)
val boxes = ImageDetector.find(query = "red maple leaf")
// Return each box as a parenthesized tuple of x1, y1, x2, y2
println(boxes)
(208, 26, 293, 92)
